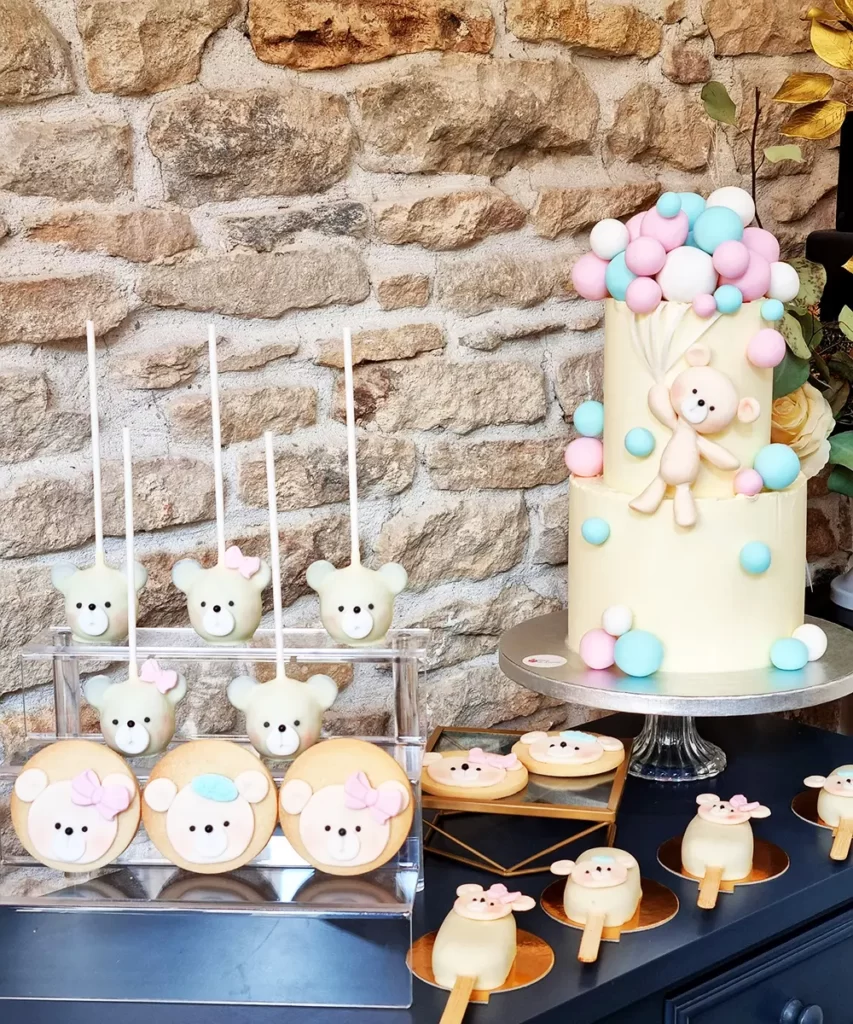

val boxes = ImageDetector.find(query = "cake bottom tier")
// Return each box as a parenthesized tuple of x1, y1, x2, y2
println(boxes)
(568, 475, 806, 674)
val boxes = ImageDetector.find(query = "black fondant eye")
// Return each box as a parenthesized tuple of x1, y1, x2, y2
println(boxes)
(105, 602, 111, 608)
(709, 406, 715, 412)
(263, 722, 270, 729)
(294, 719, 300, 727)
(201, 601, 206, 608)
(692, 388, 697, 394)
(476, 767, 481, 771)
(324, 825, 331, 832)
(76, 602, 82, 609)
(189, 825, 196, 832)
(450, 766, 456, 771)
(368, 603, 374, 610)
(144, 717, 150, 723)
(224, 821, 230, 827)
(55, 822, 61, 829)
(112, 719, 119, 725)
(338, 605, 344, 612)
(82, 826, 88, 833)
(355, 826, 361, 832)
(229, 601, 234, 607)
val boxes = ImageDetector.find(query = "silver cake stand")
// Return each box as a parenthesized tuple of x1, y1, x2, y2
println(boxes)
(499, 612, 853, 782)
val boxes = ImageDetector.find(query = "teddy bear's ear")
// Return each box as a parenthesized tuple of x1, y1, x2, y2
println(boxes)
(510, 895, 536, 912)
(166, 673, 188, 706)
(235, 770, 269, 804)
(379, 779, 410, 813)
(250, 559, 272, 592)
(377, 562, 408, 596)
(306, 673, 338, 711)
(227, 675, 259, 712)
(456, 883, 484, 896)
(804, 775, 828, 788)
(306, 560, 336, 593)
(520, 731, 548, 744)
(15, 768, 48, 803)
(696, 793, 720, 807)
(83, 675, 113, 711)
(737, 397, 761, 424)
(103, 773, 137, 799)
(686, 343, 711, 367)
(144, 778, 178, 813)
(597, 736, 624, 752)
(422, 752, 443, 766)
(51, 563, 78, 594)
(550, 859, 575, 876)
(131, 561, 148, 592)
(171, 559, 203, 595)
(280, 778, 313, 815)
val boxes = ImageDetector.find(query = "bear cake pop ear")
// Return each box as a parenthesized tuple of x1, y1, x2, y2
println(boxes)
(53, 322, 146, 645)
(308, 327, 408, 647)
(172, 326, 270, 645)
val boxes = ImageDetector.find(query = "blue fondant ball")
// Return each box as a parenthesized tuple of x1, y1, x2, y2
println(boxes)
(761, 298, 784, 322)
(714, 284, 744, 315)
(693, 206, 744, 254)
(614, 630, 664, 678)
(754, 444, 800, 491)
(605, 251, 637, 302)
(573, 400, 605, 438)
(624, 427, 655, 458)
(678, 192, 706, 228)
(657, 192, 682, 218)
(581, 518, 610, 545)
(740, 541, 771, 575)
(770, 637, 809, 671)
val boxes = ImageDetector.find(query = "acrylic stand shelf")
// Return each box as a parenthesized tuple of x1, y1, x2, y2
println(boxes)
(0, 625, 428, 1009)
(499, 612, 853, 783)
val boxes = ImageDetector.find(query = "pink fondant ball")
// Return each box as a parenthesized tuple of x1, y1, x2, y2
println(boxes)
(565, 437, 604, 477)
(625, 237, 667, 276)
(625, 276, 663, 314)
(571, 252, 610, 301)
(720, 250, 771, 301)
(579, 628, 617, 670)
(713, 240, 750, 279)
(747, 328, 786, 368)
(743, 226, 781, 265)
(734, 468, 764, 496)
(626, 212, 646, 241)
(641, 208, 689, 252)
(692, 293, 717, 318)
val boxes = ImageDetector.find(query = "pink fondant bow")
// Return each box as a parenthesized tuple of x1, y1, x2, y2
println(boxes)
(71, 770, 131, 821)
(224, 545, 261, 579)
(140, 658, 178, 694)
(484, 883, 522, 904)
(468, 748, 519, 770)
(729, 794, 760, 812)
(343, 771, 402, 825)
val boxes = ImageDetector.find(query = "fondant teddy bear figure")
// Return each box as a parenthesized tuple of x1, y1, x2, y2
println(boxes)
(630, 344, 761, 528)
(227, 672, 338, 759)
(421, 748, 528, 800)
(85, 659, 187, 757)
(519, 731, 624, 768)
(431, 883, 536, 991)
(682, 792, 770, 882)
(307, 560, 407, 647)
(52, 561, 148, 644)
(804, 765, 853, 827)
(172, 546, 271, 644)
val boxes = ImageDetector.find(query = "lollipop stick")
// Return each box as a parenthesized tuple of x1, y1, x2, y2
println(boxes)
(697, 865, 723, 909)
(208, 324, 226, 563)
(439, 975, 475, 1024)
(87, 321, 104, 565)
(122, 428, 137, 676)
(578, 911, 605, 964)
(342, 326, 360, 567)
(264, 431, 284, 679)
(831, 818, 853, 861)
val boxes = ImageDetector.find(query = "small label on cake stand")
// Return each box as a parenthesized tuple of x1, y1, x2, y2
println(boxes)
(522, 654, 567, 668)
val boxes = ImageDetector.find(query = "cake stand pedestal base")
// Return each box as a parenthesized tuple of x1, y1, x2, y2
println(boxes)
(629, 715, 726, 782)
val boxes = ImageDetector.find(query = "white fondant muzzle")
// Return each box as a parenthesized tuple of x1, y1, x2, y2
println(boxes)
(326, 831, 361, 862)
(193, 828, 229, 861)
(202, 608, 236, 638)
(114, 722, 151, 756)
(52, 832, 86, 863)
(77, 607, 109, 637)
(679, 397, 709, 425)
(341, 610, 374, 641)
(264, 726, 300, 757)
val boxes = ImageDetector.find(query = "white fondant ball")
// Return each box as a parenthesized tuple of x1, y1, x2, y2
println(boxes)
(590, 219, 630, 261)
(602, 605, 633, 637)
(792, 623, 828, 662)
(768, 261, 800, 303)
(656, 246, 717, 302)
(706, 186, 756, 227)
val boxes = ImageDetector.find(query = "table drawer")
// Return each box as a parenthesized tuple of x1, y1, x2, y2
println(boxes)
(667, 907, 853, 1024)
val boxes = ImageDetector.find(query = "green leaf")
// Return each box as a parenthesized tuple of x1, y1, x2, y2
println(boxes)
(788, 256, 828, 312)
(780, 312, 812, 358)
(773, 349, 811, 398)
(840, 305, 853, 341)
(763, 144, 805, 163)
(829, 430, 853, 470)
(701, 82, 738, 125)
(829, 379, 850, 416)
(829, 351, 853, 382)
(828, 464, 853, 497)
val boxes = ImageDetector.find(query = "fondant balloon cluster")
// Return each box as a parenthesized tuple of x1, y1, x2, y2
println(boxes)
(579, 606, 665, 677)
(572, 187, 799, 321)
(733, 443, 801, 496)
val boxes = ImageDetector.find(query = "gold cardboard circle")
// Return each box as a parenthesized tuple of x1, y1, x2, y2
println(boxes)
(407, 929, 554, 1005)
(539, 877, 678, 938)
(657, 835, 789, 890)
(791, 788, 830, 829)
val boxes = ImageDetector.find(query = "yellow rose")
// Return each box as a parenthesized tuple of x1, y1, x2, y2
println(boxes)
(771, 382, 834, 479)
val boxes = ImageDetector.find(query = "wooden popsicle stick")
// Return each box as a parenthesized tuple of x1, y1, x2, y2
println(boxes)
(440, 975, 475, 1024)
(697, 865, 723, 909)
(578, 911, 605, 963)
(831, 818, 853, 861)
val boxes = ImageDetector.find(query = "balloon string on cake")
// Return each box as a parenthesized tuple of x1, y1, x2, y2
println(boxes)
(343, 326, 361, 568)
(264, 430, 285, 680)
(629, 303, 722, 384)
(122, 427, 138, 678)
(86, 321, 105, 567)
(208, 324, 227, 564)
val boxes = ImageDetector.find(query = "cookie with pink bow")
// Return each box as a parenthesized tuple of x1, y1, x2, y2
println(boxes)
(512, 730, 625, 777)
(279, 738, 413, 876)
(11, 740, 140, 872)
(421, 747, 528, 800)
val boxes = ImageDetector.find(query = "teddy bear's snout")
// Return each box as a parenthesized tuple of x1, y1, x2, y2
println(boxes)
(679, 393, 709, 425)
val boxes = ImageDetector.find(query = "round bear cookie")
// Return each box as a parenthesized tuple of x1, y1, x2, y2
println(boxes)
(142, 739, 277, 875)
(512, 730, 625, 778)
(421, 748, 528, 801)
(279, 738, 413, 876)
(12, 740, 140, 873)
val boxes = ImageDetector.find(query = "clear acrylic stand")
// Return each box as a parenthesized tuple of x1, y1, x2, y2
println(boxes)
(0, 626, 428, 1008)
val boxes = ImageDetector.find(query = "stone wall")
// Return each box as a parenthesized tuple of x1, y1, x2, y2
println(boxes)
(0, 0, 848, 750)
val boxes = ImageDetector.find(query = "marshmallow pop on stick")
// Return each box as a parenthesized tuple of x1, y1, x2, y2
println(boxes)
(804, 767, 853, 860)
(172, 326, 271, 643)
(85, 430, 186, 757)
(307, 327, 407, 646)
(227, 433, 337, 759)
(52, 322, 148, 643)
